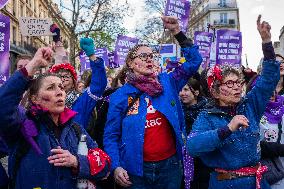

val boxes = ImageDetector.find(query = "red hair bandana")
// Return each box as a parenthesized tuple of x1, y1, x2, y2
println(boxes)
(207, 65, 223, 90)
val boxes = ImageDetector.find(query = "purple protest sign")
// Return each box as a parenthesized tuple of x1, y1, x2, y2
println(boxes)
(79, 51, 90, 74)
(0, 0, 9, 9)
(194, 31, 213, 69)
(0, 13, 10, 85)
(95, 47, 109, 66)
(165, 0, 191, 33)
(80, 47, 109, 74)
(108, 51, 120, 69)
(114, 35, 139, 66)
(216, 29, 242, 66)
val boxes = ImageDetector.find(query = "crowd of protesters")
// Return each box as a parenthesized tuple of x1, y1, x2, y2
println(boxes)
(1, 14, 284, 189)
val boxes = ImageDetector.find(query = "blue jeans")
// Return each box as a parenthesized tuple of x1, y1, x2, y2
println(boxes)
(128, 154, 182, 189)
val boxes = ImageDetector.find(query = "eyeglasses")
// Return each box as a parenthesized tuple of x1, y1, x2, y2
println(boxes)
(59, 74, 72, 80)
(132, 53, 161, 61)
(221, 79, 245, 88)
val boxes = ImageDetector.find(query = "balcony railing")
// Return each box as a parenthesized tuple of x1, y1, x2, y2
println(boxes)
(213, 19, 236, 27)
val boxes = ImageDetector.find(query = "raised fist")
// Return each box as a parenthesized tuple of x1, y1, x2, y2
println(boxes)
(80, 38, 95, 57)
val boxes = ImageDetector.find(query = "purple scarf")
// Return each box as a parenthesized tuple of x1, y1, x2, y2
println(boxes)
(264, 95, 284, 124)
(126, 71, 163, 97)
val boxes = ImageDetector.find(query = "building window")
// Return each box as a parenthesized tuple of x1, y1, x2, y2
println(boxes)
(12, 0, 17, 15)
(219, 0, 227, 7)
(12, 26, 17, 45)
(220, 13, 228, 24)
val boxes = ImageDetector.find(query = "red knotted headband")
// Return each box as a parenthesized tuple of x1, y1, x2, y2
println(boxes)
(207, 65, 223, 90)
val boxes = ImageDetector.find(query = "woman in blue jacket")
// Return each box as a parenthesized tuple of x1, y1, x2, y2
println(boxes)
(0, 47, 110, 189)
(187, 15, 279, 189)
(103, 16, 202, 189)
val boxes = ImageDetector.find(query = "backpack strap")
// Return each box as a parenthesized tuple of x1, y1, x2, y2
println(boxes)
(72, 122, 82, 143)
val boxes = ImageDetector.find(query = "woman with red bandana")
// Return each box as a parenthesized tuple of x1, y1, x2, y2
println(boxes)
(187, 15, 279, 189)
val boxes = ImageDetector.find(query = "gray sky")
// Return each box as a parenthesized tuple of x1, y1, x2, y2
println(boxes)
(124, 0, 284, 71)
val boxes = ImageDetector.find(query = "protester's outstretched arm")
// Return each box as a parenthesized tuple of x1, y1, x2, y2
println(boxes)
(246, 15, 280, 123)
(161, 16, 202, 92)
(72, 38, 107, 129)
(80, 37, 107, 97)
(0, 48, 52, 137)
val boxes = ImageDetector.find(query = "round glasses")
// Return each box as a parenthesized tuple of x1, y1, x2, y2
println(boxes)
(132, 53, 161, 61)
(221, 79, 245, 88)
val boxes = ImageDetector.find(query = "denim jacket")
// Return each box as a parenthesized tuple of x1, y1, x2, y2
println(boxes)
(187, 59, 280, 189)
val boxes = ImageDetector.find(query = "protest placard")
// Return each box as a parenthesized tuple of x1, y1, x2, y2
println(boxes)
(0, 13, 10, 84)
(165, 0, 191, 33)
(0, 0, 9, 9)
(108, 52, 120, 69)
(80, 48, 110, 73)
(19, 17, 55, 36)
(150, 44, 177, 72)
(194, 31, 213, 69)
(114, 35, 139, 66)
(216, 29, 242, 66)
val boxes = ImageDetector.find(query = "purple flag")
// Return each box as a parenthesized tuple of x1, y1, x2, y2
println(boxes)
(95, 47, 109, 66)
(114, 35, 139, 66)
(165, 0, 191, 33)
(216, 29, 242, 66)
(194, 31, 213, 69)
(0, 0, 9, 9)
(0, 13, 10, 85)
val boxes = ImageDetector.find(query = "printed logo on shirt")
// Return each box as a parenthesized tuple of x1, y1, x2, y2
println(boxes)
(127, 96, 139, 115)
(145, 98, 163, 129)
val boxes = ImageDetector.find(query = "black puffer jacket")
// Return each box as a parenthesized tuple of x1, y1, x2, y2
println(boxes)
(261, 141, 284, 185)
(183, 97, 212, 189)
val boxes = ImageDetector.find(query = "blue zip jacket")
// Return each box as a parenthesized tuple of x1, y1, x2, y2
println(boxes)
(72, 58, 107, 129)
(187, 59, 280, 189)
(104, 44, 202, 176)
(0, 71, 108, 189)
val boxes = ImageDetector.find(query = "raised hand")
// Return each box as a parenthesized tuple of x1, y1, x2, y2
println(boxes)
(25, 47, 53, 76)
(257, 15, 272, 44)
(161, 16, 180, 35)
(80, 37, 95, 57)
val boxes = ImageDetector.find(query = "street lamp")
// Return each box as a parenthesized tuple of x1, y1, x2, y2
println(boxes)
(207, 23, 216, 42)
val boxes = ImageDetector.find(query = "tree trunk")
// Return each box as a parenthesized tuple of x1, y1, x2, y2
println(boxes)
(69, 32, 77, 66)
